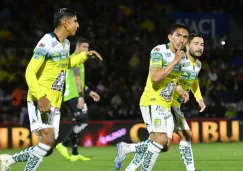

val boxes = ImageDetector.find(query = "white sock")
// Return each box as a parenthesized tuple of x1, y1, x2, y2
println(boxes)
(180, 140, 195, 171)
(9, 146, 36, 165)
(123, 143, 136, 154)
(125, 152, 144, 171)
(141, 141, 163, 171)
(125, 140, 150, 171)
(24, 143, 51, 171)
(124, 140, 148, 154)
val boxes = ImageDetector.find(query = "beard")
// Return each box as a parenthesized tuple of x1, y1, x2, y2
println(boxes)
(189, 50, 201, 59)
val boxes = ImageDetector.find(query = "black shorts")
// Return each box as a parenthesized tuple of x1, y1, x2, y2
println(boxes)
(63, 97, 88, 122)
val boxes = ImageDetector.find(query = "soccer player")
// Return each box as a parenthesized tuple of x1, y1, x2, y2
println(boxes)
(114, 22, 190, 171)
(171, 33, 206, 171)
(0, 8, 102, 171)
(56, 38, 100, 161)
(114, 33, 205, 171)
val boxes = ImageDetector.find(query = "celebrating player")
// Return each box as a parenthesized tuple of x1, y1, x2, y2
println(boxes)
(171, 33, 206, 171)
(0, 8, 102, 171)
(56, 38, 100, 161)
(114, 22, 190, 171)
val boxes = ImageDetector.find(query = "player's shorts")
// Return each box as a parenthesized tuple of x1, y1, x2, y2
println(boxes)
(63, 97, 88, 123)
(171, 106, 190, 132)
(28, 101, 60, 139)
(140, 105, 174, 139)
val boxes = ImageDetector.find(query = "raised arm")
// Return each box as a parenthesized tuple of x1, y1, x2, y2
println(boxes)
(150, 47, 184, 83)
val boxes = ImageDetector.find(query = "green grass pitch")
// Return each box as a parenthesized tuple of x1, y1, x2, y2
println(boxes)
(1, 142, 242, 171)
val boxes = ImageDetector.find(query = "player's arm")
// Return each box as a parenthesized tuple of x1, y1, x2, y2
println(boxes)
(68, 50, 102, 68)
(191, 79, 206, 112)
(176, 83, 189, 103)
(25, 35, 51, 112)
(73, 67, 82, 93)
(73, 67, 85, 109)
(150, 48, 184, 83)
(25, 56, 45, 99)
(85, 85, 100, 102)
(25, 39, 48, 100)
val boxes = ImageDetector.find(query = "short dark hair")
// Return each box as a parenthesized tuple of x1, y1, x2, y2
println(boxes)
(54, 8, 76, 28)
(189, 33, 203, 43)
(170, 22, 190, 35)
(76, 37, 89, 45)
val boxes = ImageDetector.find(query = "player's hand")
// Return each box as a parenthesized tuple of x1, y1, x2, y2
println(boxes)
(38, 96, 51, 112)
(173, 45, 184, 64)
(176, 85, 189, 103)
(197, 99, 206, 112)
(87, 50, 103, 61)
(89, 91, 100, 102)
(77, 97, 85, 109)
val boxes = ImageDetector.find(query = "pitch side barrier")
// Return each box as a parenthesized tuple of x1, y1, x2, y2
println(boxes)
(0, 118, 242, 149)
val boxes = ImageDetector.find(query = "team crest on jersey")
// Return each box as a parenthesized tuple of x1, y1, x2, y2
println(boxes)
(164, 52, 171, 58)
(51, 71, 65, 92)
(160, 82, 175, 101)
(154, 119, 161, 127)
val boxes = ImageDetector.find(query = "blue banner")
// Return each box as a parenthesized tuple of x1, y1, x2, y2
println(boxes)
(168, 13, 228, 38)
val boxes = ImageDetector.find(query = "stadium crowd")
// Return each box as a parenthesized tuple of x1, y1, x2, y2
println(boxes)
(0, 0, 242, 124)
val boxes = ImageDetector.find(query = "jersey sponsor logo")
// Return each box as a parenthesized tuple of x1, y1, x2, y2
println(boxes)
(160, 82, 175, 101)
(34, 47, 48, 59)
(52, 52, 61, 61)
(153, 47, 160, 51)
(156, 106, 166, 115)
(184, 62, 190, 67)
(151, 52, 162, 58)
(164, 52, 171, 58)
(51, 70, 65, 92)
(60, 51, 68, 59)
(152, 57, 160, 63)
(52, 40, 58, 48)
(181, 71, 188, 77)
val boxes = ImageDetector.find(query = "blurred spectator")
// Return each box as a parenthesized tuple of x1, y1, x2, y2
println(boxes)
(0, 0, 243, 123)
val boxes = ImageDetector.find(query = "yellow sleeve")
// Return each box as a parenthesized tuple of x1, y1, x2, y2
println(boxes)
(191, 79, 203, 100)
(25, 55, 46, 100)
(68, 52, 88, 68)
(25, 34, 51, 100)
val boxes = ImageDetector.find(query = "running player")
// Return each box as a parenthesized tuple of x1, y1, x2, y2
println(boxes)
(56, 38, 100, 161)
(0, 8, 102, 171)
(114, 22, 190, 171)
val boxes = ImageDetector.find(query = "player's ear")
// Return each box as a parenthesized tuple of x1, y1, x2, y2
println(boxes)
(168, 34, 173, 42)
(62, 19, 68, 28)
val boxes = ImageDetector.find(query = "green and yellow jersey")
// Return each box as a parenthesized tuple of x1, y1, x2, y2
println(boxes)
(172, 56, 203, 108)
(140, 44, 184, 110)
(25, 33, 88, 108)
(64, 53, 85, 101)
